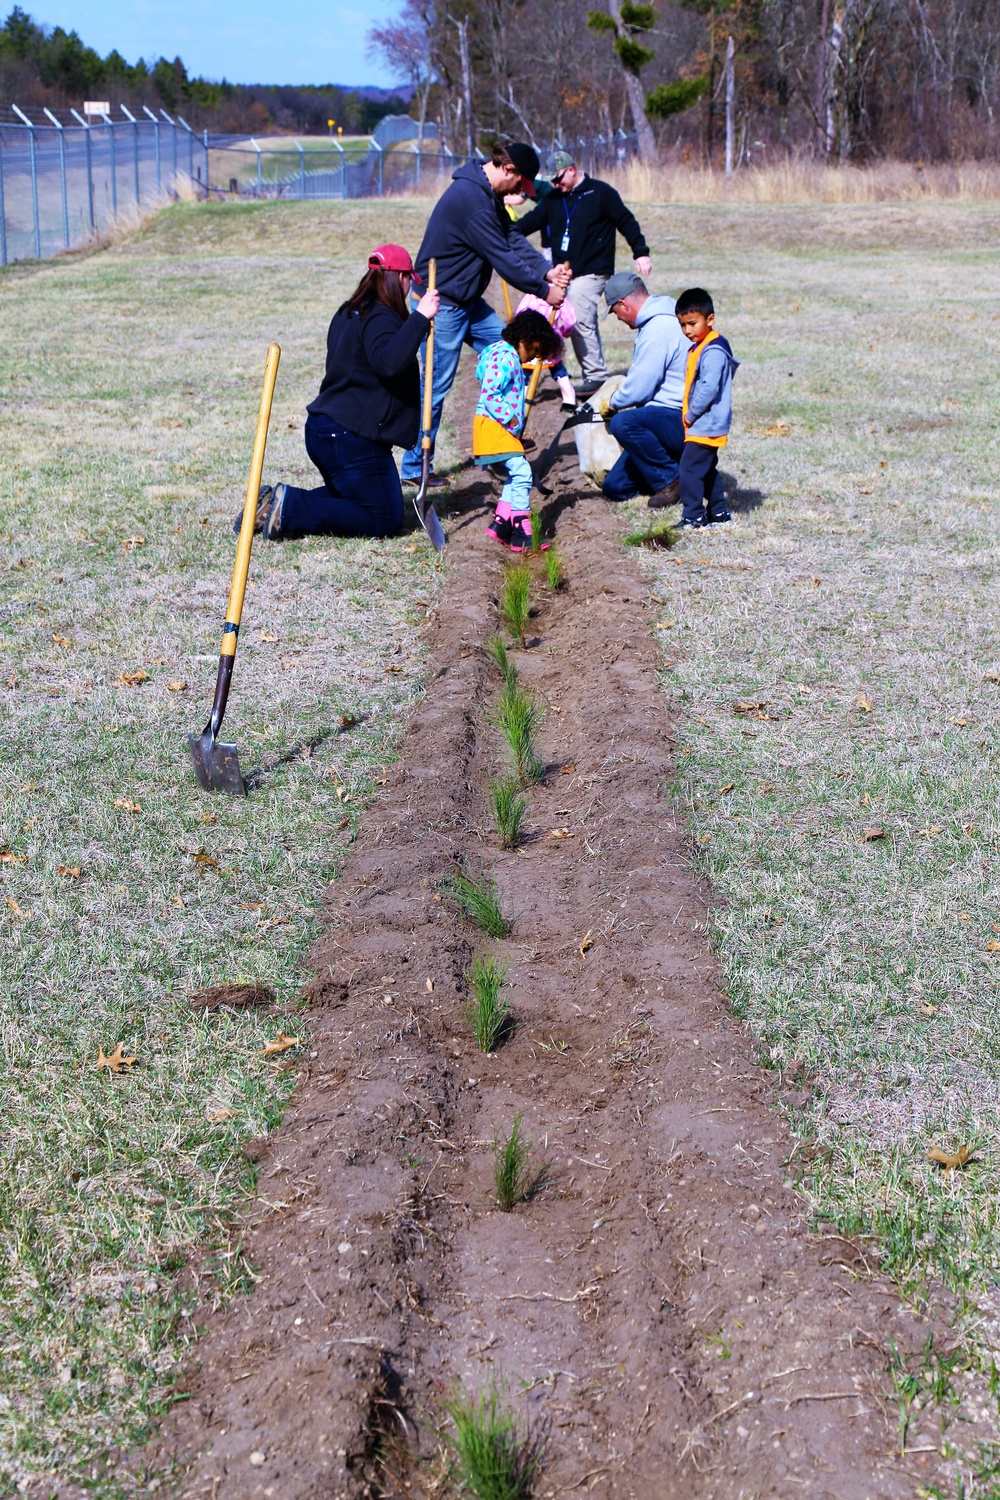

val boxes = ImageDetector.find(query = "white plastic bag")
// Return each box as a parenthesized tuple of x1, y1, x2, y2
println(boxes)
(573, 376, 623, 487)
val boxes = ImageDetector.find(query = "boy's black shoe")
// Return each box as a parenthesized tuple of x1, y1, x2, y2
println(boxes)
(707, 509, 732, 525)
(677, 516, 706, 530)
(648, 480, 680, 509)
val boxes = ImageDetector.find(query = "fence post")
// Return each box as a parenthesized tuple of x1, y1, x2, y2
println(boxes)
(102, 112, 118, 215)
(70, 108, 96, 231)
(142, 106, 161, 192)
(120, 104, 140, 204)
(0, 133, 7, 266)
(296, 140, 305, 199)
(11, 107, 41, 258)
(159, 110, 178, 185)
(178, 115, 195, 190)
(372, 139, 383, 197)
(43, 108, 70, 249)
(334, 138, 345, 198)
(203, 130, 209, 196)
(251, 138, 262, 197)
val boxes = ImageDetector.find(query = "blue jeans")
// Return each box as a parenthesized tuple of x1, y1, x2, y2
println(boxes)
(401, 296, 505, 482)
(602, 405, 685, 501)
(279, 414, 403, 538)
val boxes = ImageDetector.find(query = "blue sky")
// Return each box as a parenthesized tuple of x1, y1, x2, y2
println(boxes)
(31, 0, 404, 87)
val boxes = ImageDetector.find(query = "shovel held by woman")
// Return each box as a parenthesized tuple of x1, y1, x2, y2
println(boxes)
(189, 342, 280, 796)
(413, 258, 446, 550)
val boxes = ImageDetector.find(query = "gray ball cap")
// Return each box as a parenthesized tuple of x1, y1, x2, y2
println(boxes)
(604, 270, 646, 313)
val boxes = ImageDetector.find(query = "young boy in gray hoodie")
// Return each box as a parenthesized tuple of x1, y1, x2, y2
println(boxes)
(676, 286, 740, 528)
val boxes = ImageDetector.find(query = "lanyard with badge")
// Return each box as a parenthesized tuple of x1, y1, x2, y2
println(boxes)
(559, 192, 582, 256)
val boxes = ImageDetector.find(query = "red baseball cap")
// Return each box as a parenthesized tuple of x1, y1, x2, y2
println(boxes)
(368, 243, 422, 284)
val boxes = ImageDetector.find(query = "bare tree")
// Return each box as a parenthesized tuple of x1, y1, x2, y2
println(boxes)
(367, 0, 437, 145)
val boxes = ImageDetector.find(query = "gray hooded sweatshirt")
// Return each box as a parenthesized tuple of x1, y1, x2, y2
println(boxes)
(608, 294, 688, 414)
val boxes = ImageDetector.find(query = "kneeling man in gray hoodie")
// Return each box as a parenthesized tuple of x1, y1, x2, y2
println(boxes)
(599, 272, 689, 508)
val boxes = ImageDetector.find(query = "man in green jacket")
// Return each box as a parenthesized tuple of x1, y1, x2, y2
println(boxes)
(512, 150, 652, 392)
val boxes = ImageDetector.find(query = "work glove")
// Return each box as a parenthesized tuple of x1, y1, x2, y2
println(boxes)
(598, 394, 615, 420)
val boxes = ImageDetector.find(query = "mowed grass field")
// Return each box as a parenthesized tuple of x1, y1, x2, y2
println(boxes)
(1, 194, 999, 1492)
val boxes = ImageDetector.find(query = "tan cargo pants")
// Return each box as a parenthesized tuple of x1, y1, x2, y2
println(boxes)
(566, 272, 609, 381)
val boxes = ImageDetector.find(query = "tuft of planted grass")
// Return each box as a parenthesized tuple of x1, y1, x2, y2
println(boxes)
(440, 866, 512, 939)
(493, 685, 544, 787)
(486, 633, 519, 693)
(530, 510, 543, 553)
(465, 954, 511, 1052)
(445, 1381, 542, 1500)
(488, 774, 527, 849)
(622, 516, 676, 549)
(493, 1113, 544, 1211)
(544, 545, 565, 590)
(500, 562, 531, 645)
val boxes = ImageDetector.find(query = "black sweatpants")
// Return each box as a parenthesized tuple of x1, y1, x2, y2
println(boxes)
(679, 441, 728, 525)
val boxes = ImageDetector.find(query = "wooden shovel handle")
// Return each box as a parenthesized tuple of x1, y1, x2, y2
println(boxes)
(420, 259, 436, 451)
(222, 342, 281, 658)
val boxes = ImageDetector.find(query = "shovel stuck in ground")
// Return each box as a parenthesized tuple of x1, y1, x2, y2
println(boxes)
(413, 257, 447, 551)
(188, 342, 281, 796)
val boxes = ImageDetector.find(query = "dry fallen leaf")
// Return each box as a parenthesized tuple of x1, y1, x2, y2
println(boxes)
(6, 895, 26, 918)
(926, 1144, 970, 1172)
(733, 700, 768, 715)
(763, 421, 791, 438)
(917, 826, 943, 836)
(193, 850, 219, 870)
(985, 939, 1000, 953)
(0, 850, 28, 865)
(859, 827, 885, 842)
(206, 1107, 236, 1122)
(95, 1043, 137, 1073)
(260, 1033, 300, 1057)
(52, 633, 72, 648)
(166, 679, 188, 692)
(199, 811, 217, 826)
(560, 763, 576, 774)
(984, 672, 1000, 684)
(579, 929, 592, 957)
(57, 865, 81, 878)
(121, 535, 146, 552)
(718, 782, 735, 794)
(656, 620, 676, 631)
(546, 828, 575, 840)
(338, 714, 357, 731)
(114, 797, 142, 814)
(119, 669, 150, 687)
(258, 629, 279, 643)
(918, 1002, 938, 1016)
(856, 692, 873, 712)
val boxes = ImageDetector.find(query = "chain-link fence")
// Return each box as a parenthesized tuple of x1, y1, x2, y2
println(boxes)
(0, 108, 639, 266)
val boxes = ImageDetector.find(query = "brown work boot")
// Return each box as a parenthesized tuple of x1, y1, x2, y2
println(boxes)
(648, 480, 680, 509)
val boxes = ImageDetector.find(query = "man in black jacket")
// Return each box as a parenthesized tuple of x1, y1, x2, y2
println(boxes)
(401, 141, 570, 487)
(513, 150, 652, 392)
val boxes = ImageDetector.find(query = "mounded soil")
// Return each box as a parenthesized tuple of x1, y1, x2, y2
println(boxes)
(142, 360, 954, 1499)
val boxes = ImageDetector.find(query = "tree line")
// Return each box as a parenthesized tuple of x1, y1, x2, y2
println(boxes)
(0, 7, 408, 134)
(368, 0, 1000, 163)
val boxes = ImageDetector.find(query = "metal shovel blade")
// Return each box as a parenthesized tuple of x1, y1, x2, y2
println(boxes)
(413, 457, 447, 551)
(188, 724, 246, 797)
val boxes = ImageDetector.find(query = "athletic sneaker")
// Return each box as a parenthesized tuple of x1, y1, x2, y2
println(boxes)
(677, 515, 707, 530)
(560, 402, 578, 415)
(509, 516, 550, 553)
(707, 509, 732, 525)
(260, 483, 287, 541)
(232, 483, 273, 535)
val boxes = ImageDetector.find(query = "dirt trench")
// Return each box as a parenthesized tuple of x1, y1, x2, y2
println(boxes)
(145, 377, 952, 1500)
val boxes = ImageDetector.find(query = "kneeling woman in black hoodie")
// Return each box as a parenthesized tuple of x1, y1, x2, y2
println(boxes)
(254, 244, 440, 540)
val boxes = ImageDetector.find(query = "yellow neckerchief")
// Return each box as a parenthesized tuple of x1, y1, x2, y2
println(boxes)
(682, 328, 720, 421)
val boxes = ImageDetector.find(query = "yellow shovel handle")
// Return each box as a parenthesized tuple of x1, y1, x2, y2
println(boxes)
(222, 342, 281, 657)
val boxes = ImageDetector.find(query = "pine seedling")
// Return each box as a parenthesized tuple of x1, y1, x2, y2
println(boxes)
(441, 866, 512, 939)
(465, 954, 510, 1052)
(544, 545, 564, 590)
(493, 686, 544, 787)
(445, 1381, 542, 1500)
(486, 633, 519, 693)
(494, 1113, 544, 1211)
(488, 773, 527, 849)
(530, 509, 543, 553)
(500, 562, 531, 645)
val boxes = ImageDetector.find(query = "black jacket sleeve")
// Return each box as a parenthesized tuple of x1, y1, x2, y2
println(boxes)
(601, 182, 649, 259)
(511, 199, 550, 239)
(360, 305, 430, 379)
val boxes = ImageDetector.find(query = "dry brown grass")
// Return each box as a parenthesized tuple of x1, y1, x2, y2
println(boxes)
(604, 157, 1000, 204)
